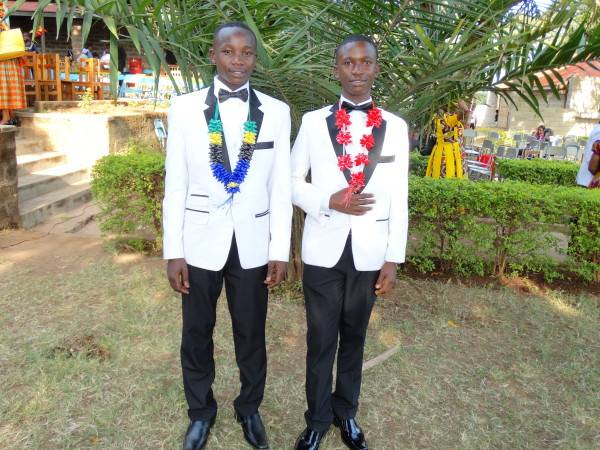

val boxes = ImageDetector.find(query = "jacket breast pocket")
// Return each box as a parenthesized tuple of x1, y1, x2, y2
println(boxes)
(254, 141, 274, 150)
(378, 155, 395, 163)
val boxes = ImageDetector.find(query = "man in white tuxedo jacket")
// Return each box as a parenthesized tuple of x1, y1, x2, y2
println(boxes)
(163, 22, 292, 450)
(291, 36, 409, 450)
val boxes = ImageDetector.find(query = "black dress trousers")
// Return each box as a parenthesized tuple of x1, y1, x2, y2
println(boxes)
(302, 235, 379, 432)
(180, 235, 269, 421)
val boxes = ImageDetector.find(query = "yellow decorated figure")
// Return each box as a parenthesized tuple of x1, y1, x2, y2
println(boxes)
(425, 113, 465, 179)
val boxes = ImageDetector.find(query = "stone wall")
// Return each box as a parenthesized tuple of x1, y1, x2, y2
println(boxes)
(0, 126, 20, 229)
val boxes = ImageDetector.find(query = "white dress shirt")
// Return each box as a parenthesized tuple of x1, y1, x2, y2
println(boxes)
(214, 76, 250, 168)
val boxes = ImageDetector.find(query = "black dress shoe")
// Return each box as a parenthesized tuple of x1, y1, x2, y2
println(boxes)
(294, 428, 327, 450)
(333, 417, 368, 450)
(235, 412, 269, 449)
(182, 418, 215, 450)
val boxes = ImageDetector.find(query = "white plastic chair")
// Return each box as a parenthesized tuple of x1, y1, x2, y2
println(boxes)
(565, 144, 579, 161)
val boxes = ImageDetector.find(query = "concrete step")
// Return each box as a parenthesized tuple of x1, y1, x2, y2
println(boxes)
(16, 137, 46, 155)
(17, 152, 68, 176)
(19, 181, 92, 229)
(18, 164, 89, 203)
(31, 200, 100, 234)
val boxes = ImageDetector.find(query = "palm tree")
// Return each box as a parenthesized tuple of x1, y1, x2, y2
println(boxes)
(15, 0, 600, 276)
(18, 0, 600, 127)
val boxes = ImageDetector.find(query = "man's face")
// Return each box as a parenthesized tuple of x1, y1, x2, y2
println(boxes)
(209, 27, 257, 90)
(334, 41, 379, 103)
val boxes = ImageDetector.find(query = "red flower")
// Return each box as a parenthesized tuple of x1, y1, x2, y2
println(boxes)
(366, 107, 383, 128)
(335, 108, 351, 128)
(349, 172, 366, 191)
(354, 152, 369, 166)
(337, 154, 353, 171)
(336, 130, 352, 145)
(360, 134, 375, 150)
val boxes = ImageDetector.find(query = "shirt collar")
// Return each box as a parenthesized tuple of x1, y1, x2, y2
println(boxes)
(214, 76, 250, 95)
(340, 94, 372, 107)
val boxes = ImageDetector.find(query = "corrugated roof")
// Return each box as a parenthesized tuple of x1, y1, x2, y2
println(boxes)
(536, 62, 600, 89)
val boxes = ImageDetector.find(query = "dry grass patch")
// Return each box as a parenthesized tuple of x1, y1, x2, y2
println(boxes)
(0, 233, 598, 449)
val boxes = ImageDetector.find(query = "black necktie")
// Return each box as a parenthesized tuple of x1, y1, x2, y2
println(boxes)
(341, 101, 373, 112)
(218, 88, 249, 103)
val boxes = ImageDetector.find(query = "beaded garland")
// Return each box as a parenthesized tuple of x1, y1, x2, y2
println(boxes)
(208, 102, 258, 194)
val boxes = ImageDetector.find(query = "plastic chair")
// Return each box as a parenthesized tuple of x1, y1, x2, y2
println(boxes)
(504, 147, 518, 159)
(154, 119, 167, 150)
(467, 153, 495, 180)
(463, 129, 477, 150)
(565, 145, 579, 161)
(481, 139, 495, 153)
(496, 145, 506, 158)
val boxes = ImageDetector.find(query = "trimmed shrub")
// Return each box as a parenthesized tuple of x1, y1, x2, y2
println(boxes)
(91, 152, 165, 251)
(408, 176, 600, 281)
(496, 158, 579, 186)
(90, 153, 600, 282)
(409, 152, 429, 176)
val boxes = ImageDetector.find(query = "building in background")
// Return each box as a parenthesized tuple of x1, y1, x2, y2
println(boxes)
(478, 62, 600, 137)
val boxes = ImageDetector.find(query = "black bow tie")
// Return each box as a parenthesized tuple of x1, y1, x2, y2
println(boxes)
(218, 88, 248, 103)
(341, 101, 373, 112)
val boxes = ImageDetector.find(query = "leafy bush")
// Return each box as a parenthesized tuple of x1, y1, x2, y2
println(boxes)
(91, 152, 165, 252)
(90, 152, 599, 282)
(408, 176, 600, 282)
(496, 158, 579, 186)
(409, 152, 429, 176)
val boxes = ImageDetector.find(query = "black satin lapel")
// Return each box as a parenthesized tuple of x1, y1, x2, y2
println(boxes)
(203, 84, 231, 172)
(326, 103, 350, 183)
(362, 119, 387, 189)
(249, 87, 264, 143)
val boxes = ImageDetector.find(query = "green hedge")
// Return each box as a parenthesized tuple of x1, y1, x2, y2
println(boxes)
(91, 152, 165, 251)
(409, 152, 429, 176)
(496, 158, 579, 186)
(408, 176, 600, 281)
(90, 153, 600, 282)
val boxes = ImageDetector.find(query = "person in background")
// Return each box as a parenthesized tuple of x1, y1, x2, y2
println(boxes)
(577, 122, 600, 188)
(0, 2, 27, 125)
(588, 143, 600, 189)
(23, 32, 39, 52)
(78, 45, 93, 61)
(532, 124, 546, 141)
(100, 49, 110, 70)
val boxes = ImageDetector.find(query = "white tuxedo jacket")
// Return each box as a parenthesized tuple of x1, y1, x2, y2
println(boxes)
(163, 85, 292, 270)
(291, 104, 409, 271)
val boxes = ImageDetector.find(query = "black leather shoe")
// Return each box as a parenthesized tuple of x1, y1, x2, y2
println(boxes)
(235, 412, 269, 449)
(333, 417, 368, 450)
(182, 418, 215, 450)
(294, 428, 327, 450)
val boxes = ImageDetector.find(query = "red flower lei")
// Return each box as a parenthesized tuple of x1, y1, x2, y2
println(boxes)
(335, 102, 383, 204)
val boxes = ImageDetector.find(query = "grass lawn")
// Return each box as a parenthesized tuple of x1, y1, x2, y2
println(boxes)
(0, 232, 598, 449)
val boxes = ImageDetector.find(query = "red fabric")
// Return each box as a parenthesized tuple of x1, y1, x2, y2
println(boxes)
(479, 154, 493, 165)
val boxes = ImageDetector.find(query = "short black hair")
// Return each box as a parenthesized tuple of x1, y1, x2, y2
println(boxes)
(213, 22, 257, 49)
(335, 35, 378, 60)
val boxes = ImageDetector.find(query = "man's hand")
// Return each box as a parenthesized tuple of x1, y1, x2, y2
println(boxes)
(375, 262, 397, 297)
(265, 260, 287, 288)
(167, 258, 189, 294)
(329, 188, 375, 215)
